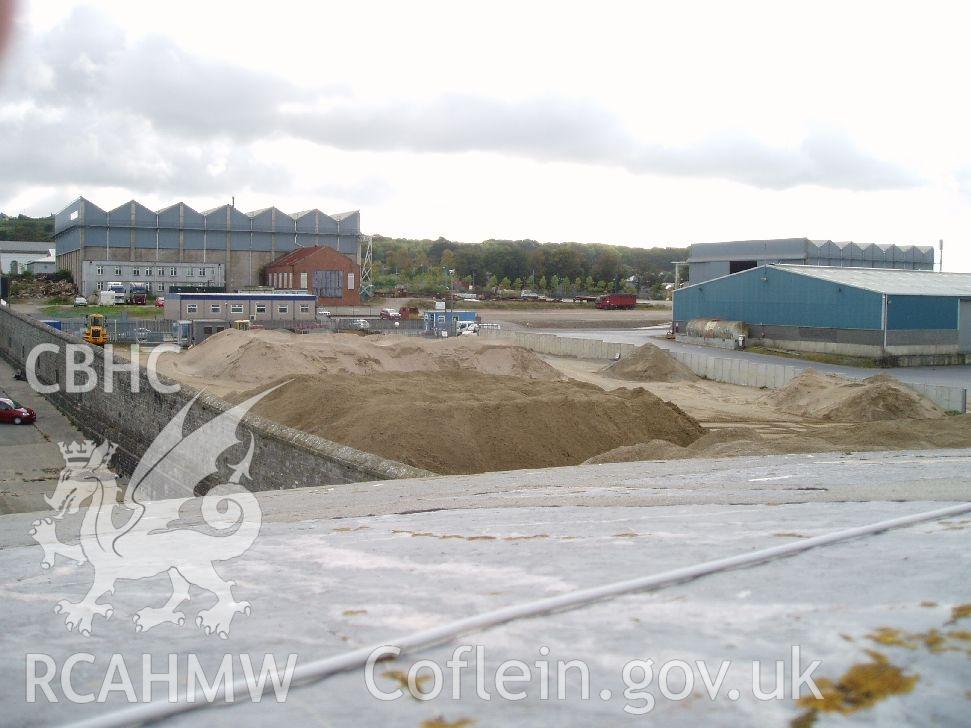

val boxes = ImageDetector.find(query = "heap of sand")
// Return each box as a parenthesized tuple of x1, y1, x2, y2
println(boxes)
(764, 370, 945, 422)
(169, 328, 565, 389)
(584, 415, 971, 464)
(602, 343, 698, 383)
(234, 372, 706, 475)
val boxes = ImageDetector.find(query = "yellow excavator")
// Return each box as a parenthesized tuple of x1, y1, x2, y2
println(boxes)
(83, 313, 109, 346)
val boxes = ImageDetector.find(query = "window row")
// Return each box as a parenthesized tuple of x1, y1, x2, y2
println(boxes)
(95, 265, 217, 278)
(183, 303, 311, 315)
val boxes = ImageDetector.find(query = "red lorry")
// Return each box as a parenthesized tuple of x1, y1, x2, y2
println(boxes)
(595, 293, 636, 310)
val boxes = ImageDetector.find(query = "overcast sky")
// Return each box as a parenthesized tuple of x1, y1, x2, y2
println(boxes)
(1, 0, 969, 269)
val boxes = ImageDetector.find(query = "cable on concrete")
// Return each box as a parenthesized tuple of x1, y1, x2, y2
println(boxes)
(67, 500, 971, 728)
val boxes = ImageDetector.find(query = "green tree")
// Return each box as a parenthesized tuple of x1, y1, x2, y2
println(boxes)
(574, 277, 582, 292)
(584, 276, 594, 292)
(499, 276, 511, 289)
(440, 249, 456, 270)
(539, 275, 548, 292)
(486, 275, 498, 289)
(513, 277, 523, 290)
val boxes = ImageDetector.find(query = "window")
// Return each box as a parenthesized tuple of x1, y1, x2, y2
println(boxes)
(70, 210, 79, 221)
(187, 268, 194, 277)
(170, 267, 177, 276)
(114, 266, 121, 276)
(255, 303, 267, 314)
(96, 282, 103, 291)
(146, 283, 152, 292)
(132, 267, 140, 276)
(198, 268, 206, 277)
(299, 304, 310, 313)
(230, 303, 244, 314)
(300, 272, 308, 289)
(96, 265, 104, 275)
(157, 268, 164, 276)
(347, 272, 355, 290)
(210, 304, 221, 313)
(158, 284, 165, 292)
(278, 305, 289, 314)
(187, 304, 198, 313)
(287, 272, 293, 288)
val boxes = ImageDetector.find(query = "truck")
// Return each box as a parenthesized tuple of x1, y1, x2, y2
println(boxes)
(595, 293, 636, 310)
(105, 282, 126, 304)
(126, 283, 148, 305)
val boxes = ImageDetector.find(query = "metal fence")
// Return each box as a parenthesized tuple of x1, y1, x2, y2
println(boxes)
(56, 317, 174, 343)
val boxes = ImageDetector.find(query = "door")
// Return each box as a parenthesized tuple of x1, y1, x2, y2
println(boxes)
(960, 300, 971, 353)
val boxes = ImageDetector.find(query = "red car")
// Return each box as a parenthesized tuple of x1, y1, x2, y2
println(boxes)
(155, 296, 165, 308)
(0, 397, 36, 425)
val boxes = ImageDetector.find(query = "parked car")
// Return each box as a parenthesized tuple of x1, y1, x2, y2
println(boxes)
(73, 296, 88, 307)
(0, 398, 36, 425)
(379, 308, 401, 320)
(348, 318, 370, 331)
(316, 308, 331, 318)
(155, 296, 165, 308)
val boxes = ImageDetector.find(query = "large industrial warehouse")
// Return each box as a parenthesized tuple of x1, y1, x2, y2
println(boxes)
(53, 197, 362, 293)
(682, 238, 935, 285)
(673, 264, 971, 362)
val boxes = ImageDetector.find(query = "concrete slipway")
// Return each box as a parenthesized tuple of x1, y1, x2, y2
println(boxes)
(1, 450, 970, 726)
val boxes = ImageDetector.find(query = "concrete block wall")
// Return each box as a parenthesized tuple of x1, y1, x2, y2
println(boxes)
(480, 329, 968, 413)
(481, 330, 636, 360)
(0, 306, 431, 487)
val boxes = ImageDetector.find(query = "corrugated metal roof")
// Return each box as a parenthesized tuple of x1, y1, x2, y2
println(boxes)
(773, 264, 971, 295)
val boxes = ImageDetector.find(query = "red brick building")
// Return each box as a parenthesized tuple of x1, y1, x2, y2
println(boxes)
(264, 246, 361, 307)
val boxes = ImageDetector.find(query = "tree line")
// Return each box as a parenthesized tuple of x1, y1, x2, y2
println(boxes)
(373, 236, 687, 297)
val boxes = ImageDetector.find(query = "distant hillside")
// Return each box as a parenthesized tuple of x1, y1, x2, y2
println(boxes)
(0, 213, 54, 242)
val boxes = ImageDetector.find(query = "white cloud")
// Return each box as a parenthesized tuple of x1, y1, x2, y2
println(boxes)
(1, 0, 970, 269)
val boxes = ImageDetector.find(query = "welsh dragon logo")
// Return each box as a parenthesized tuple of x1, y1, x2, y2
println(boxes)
(27, 388, 279, 639)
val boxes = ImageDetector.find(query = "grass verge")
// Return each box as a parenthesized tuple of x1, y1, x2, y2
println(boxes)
(40, 304, 164, 319)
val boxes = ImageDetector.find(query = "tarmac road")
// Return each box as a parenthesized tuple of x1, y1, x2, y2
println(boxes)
(0, 356, 90, 514)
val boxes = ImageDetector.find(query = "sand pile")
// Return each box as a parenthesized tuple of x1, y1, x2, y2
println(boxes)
(170, 329, 565, 389)
(233, 372, 706, 475)
(602, 343, 698, 383)
(584, 415, 971, 464)
(764, 370, 945, 422)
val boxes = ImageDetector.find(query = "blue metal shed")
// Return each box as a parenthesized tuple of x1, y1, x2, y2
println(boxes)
(673, 265, 971, 359)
